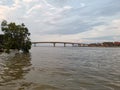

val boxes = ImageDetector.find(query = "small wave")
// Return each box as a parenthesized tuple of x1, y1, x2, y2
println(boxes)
(31, 84, 60, 90)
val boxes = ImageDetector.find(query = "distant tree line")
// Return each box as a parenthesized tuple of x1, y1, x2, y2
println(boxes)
(0, 20, 31, 53)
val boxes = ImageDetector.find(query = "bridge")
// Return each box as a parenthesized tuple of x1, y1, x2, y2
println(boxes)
(32, 42, 87, 47)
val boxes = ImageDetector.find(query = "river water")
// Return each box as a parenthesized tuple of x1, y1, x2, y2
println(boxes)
(0, 47, 120, 90)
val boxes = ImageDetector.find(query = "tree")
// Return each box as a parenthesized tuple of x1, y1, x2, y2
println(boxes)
(1, 20, 31, 53)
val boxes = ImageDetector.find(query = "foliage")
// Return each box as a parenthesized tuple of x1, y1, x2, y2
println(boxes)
(1, 20, 31, 53)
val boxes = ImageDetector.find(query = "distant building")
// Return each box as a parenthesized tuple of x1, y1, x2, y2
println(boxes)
(114, 42, 120, 46)
(88, 43, 102, 47)
(102, 42, 114, 47)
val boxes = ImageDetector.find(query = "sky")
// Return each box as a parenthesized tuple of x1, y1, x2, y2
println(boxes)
(0, 0, 120, 43)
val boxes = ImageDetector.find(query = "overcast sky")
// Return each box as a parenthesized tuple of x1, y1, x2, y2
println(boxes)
(0, 0, 120, 43)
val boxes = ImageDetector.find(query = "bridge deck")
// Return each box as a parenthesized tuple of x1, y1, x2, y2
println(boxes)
(32, 42, 81, 44)
(32, 42, 86, 47)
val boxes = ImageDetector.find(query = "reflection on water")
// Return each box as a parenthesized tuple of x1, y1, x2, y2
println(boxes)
(0, 53, 32, 89)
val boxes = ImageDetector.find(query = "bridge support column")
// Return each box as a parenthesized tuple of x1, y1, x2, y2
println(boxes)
(78, 44, 81, 47)
(72, 44, 74, 47)
(64, 43, 66, 47)
(34, 44, 36, 47)
(53, 43, 56, 47)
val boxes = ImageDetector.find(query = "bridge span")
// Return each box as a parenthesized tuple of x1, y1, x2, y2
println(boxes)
(32, 42, 87, 47)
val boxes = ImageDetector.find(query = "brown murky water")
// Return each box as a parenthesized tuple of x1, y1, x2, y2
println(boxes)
(0, 47, 120, 90)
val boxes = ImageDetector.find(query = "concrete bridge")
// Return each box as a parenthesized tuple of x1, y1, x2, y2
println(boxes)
(32, 42, 86, 47)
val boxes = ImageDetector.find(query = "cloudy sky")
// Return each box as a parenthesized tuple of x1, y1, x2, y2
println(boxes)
(0, 0, 120, 43)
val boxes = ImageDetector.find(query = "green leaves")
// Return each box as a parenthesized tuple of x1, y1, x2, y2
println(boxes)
(1, 20, 31, 53)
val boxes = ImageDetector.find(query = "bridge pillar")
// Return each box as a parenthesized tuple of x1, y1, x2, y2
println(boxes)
(78, 44, 81, 47)
(34, 44, 36, 47)
(64, 43, 66, 47)
(53, 43, 56, 47)
(72, 43, 74, 47)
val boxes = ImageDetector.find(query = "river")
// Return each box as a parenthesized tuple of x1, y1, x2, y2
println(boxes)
(0, 47, 120, 90)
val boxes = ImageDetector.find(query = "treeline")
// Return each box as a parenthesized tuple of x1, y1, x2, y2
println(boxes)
(0, 20, 31, 53)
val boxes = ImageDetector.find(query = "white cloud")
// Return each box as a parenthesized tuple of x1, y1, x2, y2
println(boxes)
(66, 19, 120, 43)
(0, 0, 23, 20)
(0, 0, 120, 43)
(79, 19, 120, 38)
(31, 19, 120, 42)
(27, 5, 42, 14)
(0, 1, 3, 4)
(64, 6, 72, 10)
(23, 0, 35, 3)
(42, 0, 55, 9)
(80, 3, 86, 7)
(24, 0, 73, 25)
(31, 34, 82, 42)
(13, 0, 21, 7)
(0, 5, 10, 20)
